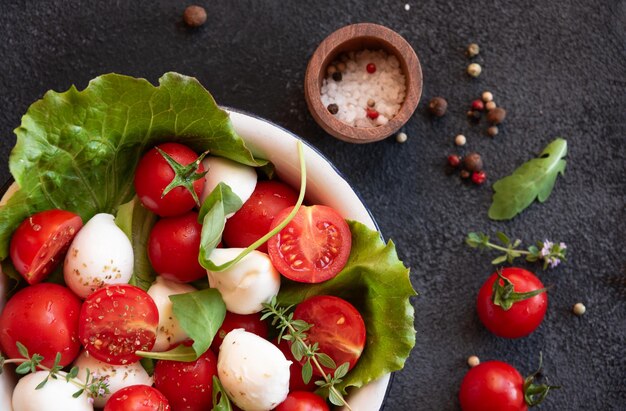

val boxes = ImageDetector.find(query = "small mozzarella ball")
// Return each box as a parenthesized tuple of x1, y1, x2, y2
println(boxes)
(12, 371, 93, 411)
(147, 276, 196, 351)
(207, 249, 280, 314)
(200, 156, 257, 215)
(218, 329, 291, 411)
(74, 350, 152, 408)
(64, 213, 133, 299)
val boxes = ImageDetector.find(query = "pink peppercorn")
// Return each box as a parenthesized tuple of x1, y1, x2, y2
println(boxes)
(366, 108, 379, 119)
(471, 99, 484, 111)
(366, 63, 376, 74)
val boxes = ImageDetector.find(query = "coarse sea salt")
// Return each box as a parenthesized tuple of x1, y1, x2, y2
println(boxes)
(320, 49, 406, 128)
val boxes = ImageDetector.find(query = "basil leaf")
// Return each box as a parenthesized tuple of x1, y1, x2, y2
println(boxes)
(115, 197, 157, 291)
(212, 376, 233, 411)
(489, 138, 567, 220)
(170, 289, 226, 359)
(197, 183, 243, 266)
(136, 344, 197, 362)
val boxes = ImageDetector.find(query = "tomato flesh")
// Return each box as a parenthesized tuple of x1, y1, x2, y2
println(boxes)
(104, 385, 171, 411)
(292, 295, 365, 376)
(267, 205, 351, 283)
(223, 180, 298, 253)
(10, 209, 82, 284)
(210, 311, 268, 354)
(459, 361, 528, 411)
(274, 391, 330, 411)
(477, 267, 547, 338)
(0, 283, 82, 367)
(79, 284, 158, 365)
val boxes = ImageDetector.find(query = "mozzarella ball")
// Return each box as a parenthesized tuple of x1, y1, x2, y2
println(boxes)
(200, 156, 257, 215)
(12, 371, 93, 411)
(73, 350, 152, 408)
(207, 248, 280, 314)
(147, 276, 196, 351)
(64, 213, 133, 299)
(218, 329, 291, 411)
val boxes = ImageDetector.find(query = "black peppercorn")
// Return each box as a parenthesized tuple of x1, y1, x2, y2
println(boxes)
(464, 152, 484, 172)
(467, 110, 481, 123)
(183, 5, 207, 27)
(327, 104, 339, 115)
(460, 169, 471, 179)
(332, 72, 342, 82)
(428, 97, 448, 117)
(487, 108, 506, 125)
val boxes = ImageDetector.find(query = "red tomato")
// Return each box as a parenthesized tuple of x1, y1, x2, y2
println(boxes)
(210, 311, 268, 354)
(267, 205, 351, 283)
(148, 211, 205, 282)
(477, 268, 548, 338)
(276, 339, 317, 392)
(292, 295, 365, 376)
(0, 283, 81, 367)
(154, 348, 218, 411)
(9, 209, 82, 284)
(134, 143, 205, 217)
(104, 385, 171, 411)
(459, 361, 527, 411)
(223, 180, 298, 253)
(274, 391, 329, 411)
(79, 284, 158, 365)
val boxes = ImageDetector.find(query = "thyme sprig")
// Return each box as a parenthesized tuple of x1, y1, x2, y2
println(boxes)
(1, 342, 110, 400)
(261, 297, 352, 410)
(466, 231, 567, 269)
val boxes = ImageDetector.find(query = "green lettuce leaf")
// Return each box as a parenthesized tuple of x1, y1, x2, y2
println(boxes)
(277, 220, 416, 394)
(0, 72, 266, 260)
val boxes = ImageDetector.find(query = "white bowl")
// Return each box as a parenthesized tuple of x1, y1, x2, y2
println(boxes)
(0, 108, 391, 410)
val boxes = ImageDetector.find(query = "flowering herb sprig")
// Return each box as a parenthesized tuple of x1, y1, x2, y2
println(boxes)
(466, 231, 567, 269)
(261, 297, 352, 410)
(1, 342, 110, 401)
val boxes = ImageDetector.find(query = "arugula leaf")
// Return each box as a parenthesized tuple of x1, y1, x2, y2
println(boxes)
(212, 376, 233, 411)
(115, 197, 158, 291)
(489, 138, 567, 220)
(0, 72, 266, 260)
(197, 183, 243, 266)
(277, 220, 416, 394)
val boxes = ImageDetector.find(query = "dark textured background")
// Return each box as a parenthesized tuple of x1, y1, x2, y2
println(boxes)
(1, 1, 625, 410)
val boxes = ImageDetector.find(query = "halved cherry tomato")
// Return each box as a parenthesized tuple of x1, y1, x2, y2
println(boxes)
(292, 295, 365, 376)
(223, 180, 298, 253)
(267, 205, 351, 283)
(210, 311, 268, 354)
(148, 211, 205, 283)
(9, 209, 82, 284)
(79, 284, 158, 365)
(477, 267, 547, 338)
(275, 339, 317, 392)
(0, 283, 82, 367)
(104, 385, 171, 411)
(274, 391, 330, 411)
(134, 143, 205, 217)
(154, 346, 218, 411)
(459, 361, 527, 411)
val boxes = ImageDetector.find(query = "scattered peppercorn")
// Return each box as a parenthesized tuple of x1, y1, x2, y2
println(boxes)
(448, 154, 462, 168)
(428, 97, 448, 117)
(485, 101, 496, 111)
(471, 170, 487, 185)
(487, 126, 499, 137)
(336, 62, 347, 72)
(332, 72, 343, 82)
(367, 99, 376, 108)
(466, 43, 480, 58)
(396, 132, 408, 143)
(327, 65, 337, 76)
(464, 152, 483, 172)
(366, 63, 377, 73)
(366, 108, 379, 120)
(460, 169, 471, 179)
(482, 91, 494, 102)
(455, 134, 467, 146)
(467, 110, 481, 122)
(467, 63, 482, 77)
(467, 355, 480, 367)
(487, 107, 506, 124)
(573, 302, 586, 316)
(183, 5, 207, 28)
(471, 99, 484, 111)
(327, 104, 339, 115)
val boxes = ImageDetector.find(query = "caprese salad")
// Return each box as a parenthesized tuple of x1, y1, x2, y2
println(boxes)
(0, 72, 416, 411)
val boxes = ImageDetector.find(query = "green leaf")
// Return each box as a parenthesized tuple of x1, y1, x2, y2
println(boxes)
(170, 289, 226, 359)
(212, 376, 233, 411)
(16, 342, 29, 358)
(136, 343, 197, 362)
(35, 377, 48, 390)
(317, 353, 337, 370)
(328, 388, 345, 406)
(302, 359, 313, 384)
(489, 138, 567, 220)
(115, 197, 158, 291)
(15, 362, 32, 374)
(277, 220, 416, 394)
(496, 231, 511, 245)
(0, 72, 267, 261)
(197, 183, 243, 265)
(491, 255, 508, 265)
(139, 358, 155, 376)
(335, 362, 350, 379)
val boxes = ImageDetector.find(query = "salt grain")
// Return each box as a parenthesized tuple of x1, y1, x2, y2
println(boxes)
(321, 49, 406, 128)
